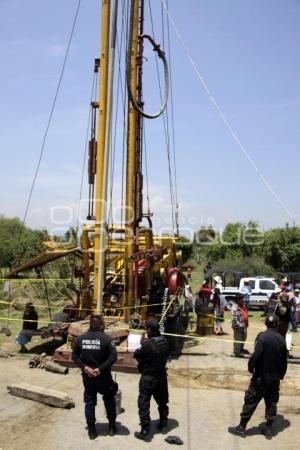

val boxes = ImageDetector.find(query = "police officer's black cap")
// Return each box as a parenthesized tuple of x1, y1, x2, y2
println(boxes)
(265, 314, 279, 327)
(145, 319, 160, 331)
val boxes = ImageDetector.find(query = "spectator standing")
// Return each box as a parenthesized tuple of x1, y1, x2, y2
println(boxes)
(241, 280, 252, 311)
(264, 288, 281, 317)
(184, 284, 194, 330)
(199, 280, 212, 302)
(186, 267, 193, 282)
(213, 288, 227, 335)
(213, 275, 223, 293)
(276, 293, 291, 338)
(295, 289, 300, 325)
(16, 302, 38, 353)
(290, 289, 299, 332)
(231, 293, 249, 357)
(279, 277, 288, 292)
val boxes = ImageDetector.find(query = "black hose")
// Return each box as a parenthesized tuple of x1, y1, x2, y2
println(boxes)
(126, 0, 169, 119)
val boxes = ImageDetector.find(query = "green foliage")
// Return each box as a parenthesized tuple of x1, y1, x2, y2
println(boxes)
(214, 256, 274, 277)
(0, 215, 49, 271)
(194, 226, 216, 244)
(263, 226, 300, 272)
(176, 235, 193, 263)
(194, 221, 300, 274)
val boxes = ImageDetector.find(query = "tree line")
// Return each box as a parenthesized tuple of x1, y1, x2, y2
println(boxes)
(1, 215, 300, 276)
(178, 221, 300, 275)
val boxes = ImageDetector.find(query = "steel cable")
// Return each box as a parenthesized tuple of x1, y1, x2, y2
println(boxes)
(148, 0, 176, 232)
(161, 0, 296, 224)
(20, 0, 82, 235)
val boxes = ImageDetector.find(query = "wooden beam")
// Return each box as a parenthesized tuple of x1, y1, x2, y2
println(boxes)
(7, 383, 75, 408)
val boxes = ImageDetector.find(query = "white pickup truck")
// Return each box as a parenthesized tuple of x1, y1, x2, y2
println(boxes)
(222, 276, 278, 309)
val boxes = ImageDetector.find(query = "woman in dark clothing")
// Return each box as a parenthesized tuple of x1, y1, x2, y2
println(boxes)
(275, 293, 291, 338)
(16, 302, 38, 353)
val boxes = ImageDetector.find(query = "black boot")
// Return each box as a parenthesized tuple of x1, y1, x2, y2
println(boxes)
(228, 424, 246, 438)
(87, 424, 97, 440)
(262, 419, 273, 439)
(157, 418, 168, 434)
(134, 426, 151, 442)
(108, 420, 117, 436)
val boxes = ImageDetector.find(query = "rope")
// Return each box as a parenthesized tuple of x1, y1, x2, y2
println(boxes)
(160, 0, 296, 224)
(148, 0, 176, 232)
(166, 0, 179, 235)
(20, 0, 82, 234)
(126, 0, 169, 119)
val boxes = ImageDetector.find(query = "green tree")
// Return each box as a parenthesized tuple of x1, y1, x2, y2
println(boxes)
(263, 226, 300, 272)
(0, 215, 48, 271)
(176, 235, 193, 263)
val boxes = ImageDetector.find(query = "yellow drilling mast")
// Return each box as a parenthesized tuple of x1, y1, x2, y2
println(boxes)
(82, 0, 185, 335)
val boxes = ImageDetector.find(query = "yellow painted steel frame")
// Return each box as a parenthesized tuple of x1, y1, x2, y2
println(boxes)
(93, 0, 111, 311)
(125, 0, 139, 318)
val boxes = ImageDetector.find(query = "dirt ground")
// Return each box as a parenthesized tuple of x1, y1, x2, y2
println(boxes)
(0, 314, 300, 450)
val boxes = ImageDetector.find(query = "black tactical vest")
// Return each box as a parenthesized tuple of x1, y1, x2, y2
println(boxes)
(147, 336, 170, 373)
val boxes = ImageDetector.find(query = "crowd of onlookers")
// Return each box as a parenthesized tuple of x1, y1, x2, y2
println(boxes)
(184, 272, 300, 357)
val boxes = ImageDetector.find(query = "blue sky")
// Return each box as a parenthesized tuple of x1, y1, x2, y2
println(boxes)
(0, 0, 300, 238)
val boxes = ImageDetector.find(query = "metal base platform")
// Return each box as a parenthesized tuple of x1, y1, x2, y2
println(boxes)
(53, 344, 138, 373)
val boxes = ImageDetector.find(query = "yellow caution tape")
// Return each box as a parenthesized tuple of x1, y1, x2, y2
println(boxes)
(0, 278, 70, 282)
(0, 299, 178, 312)
(0, 316, 69, 326)
(1, 316, 299, 348)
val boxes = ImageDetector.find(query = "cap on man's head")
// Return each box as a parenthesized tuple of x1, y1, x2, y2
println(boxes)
(213, 276, 222, 284)
(295, 289, 300, 294)
(145, 319, 160, 332)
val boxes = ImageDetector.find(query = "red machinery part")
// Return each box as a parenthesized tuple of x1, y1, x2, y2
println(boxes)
(165, 268, 186, 294)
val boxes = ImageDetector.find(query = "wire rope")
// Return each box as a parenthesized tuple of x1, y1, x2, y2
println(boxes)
(166, 0, 179, 234)
(148, 0, 176, 232)
(120, 0, 129, 234)
(161, 0, 296, 223)
(20, 0, 82, 235)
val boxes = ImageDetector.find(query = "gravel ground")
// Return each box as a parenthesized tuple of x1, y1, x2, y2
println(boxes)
(0, 318, 300, 450)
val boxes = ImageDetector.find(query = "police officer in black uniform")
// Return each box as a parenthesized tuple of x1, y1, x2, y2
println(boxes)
(72, 315, 118, 440)
(134, 319, 170, 442)
(228, 315, 288, 439)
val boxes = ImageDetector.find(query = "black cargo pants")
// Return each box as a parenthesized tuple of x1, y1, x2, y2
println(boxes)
(138, 374, 169, 428)
(240, 377, 280, 426)
(82, 374, 118, 425)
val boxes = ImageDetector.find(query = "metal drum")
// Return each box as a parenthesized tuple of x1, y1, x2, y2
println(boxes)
(196, 307, 214, 336)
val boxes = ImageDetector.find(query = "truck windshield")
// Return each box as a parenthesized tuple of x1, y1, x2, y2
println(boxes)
(259, 280, 275, 290)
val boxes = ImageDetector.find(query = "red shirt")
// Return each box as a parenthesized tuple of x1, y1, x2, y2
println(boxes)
(199, 286, 212, 300)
